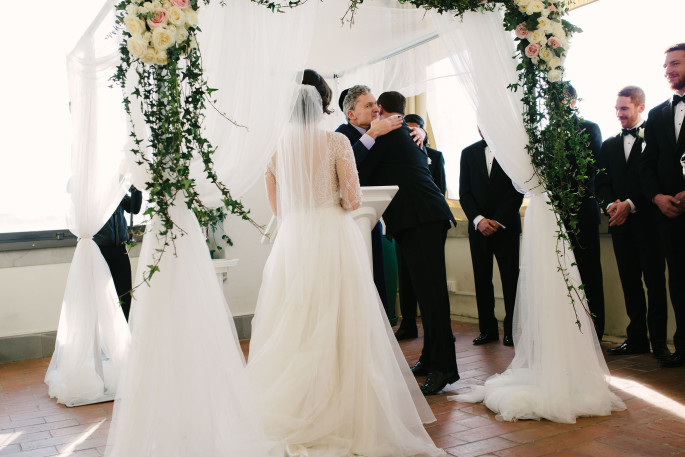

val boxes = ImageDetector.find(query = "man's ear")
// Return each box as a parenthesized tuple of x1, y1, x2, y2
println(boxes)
(346, 109, 355, 122)
(378, 105, 386, 116)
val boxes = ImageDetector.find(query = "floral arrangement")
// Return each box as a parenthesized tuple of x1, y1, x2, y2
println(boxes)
(122, 0, 199, 66)
(113, 0, 256, 285)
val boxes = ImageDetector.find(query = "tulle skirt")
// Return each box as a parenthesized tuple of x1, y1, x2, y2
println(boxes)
(105, 205, 282, 457)
(247, 205, 444, 457)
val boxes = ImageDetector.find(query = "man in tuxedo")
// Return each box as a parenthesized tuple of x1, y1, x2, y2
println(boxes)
(392, 113, 448, 341)
(597, 86, 669, 360)
(563, 84, 606, 341)
(336, 86, 426, 330)
(640, 43, 685, 367)
(362, 91, 458, 395)
(459, 133, 523, 347)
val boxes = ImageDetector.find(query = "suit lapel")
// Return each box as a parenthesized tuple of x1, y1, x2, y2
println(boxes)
(662, 102, 678, 150)
(477, 142, 490, 184)
(626, 137, 642, 167)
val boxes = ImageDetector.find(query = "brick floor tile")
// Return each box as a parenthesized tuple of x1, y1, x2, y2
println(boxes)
(597, 433, 679, 457)
(445, 436, 518, 457)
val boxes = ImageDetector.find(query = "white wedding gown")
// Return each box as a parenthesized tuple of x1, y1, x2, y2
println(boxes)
(247, 113, 444, 457)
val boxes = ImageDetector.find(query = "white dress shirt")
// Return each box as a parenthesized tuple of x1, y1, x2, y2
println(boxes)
(473, 146, 506, 231)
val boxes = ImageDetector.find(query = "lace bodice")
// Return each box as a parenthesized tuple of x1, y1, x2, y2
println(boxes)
(265, 132, 362, 215)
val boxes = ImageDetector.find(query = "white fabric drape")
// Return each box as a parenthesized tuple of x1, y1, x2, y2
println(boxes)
(45, 0, 131, 406)
(434, 8, 625, 422)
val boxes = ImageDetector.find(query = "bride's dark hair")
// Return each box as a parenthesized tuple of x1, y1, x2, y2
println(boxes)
(302, 69, 333, 114)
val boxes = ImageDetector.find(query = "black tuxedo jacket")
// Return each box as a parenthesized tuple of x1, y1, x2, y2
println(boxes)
(568, 118, 603, 226)
(426, 146, 447, 195)
(596, 129, 649, 232)
(458, 140, 523, 235)
(335, 123, 374, 185)
(361, 121, 455, 239)
(640, 99, 685, 201)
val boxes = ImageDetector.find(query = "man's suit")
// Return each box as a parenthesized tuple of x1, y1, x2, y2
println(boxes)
(641, 98, 685, 355)
(397, 145, 448, 334)
(596, 130, 668, 350)
(459, 140, 523, 338)
(561, 118, 606, 340)
(335, 122, 388, 312)
(363, 121, 457, 374)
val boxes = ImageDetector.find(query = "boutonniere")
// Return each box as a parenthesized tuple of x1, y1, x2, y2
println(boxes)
(427, 156, 432, 166)
(637, 126, 645, 140)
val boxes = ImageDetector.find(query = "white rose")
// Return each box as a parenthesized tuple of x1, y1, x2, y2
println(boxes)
(152, 26, 174, 50)
(548, 56, 562, 70)
(142, 46, 157, 64)
(143, 31, 152, 41)
(142, 2, 153, 12)
(154, 49, 168, 65)
(526, 0, 545, 15)
(176, 26, 189, 44)
(548, 69, 562, 82)
(539, 46, 554, 62)
(125, 4, 139, 16)
(167, 6, 185, 26)
(537, 16, 552, 32)
(515, 0, 532, 12)
(124, 16, 146, 36)
(529, 29, 546, 45)
(184, 8, 198, 27)
(162, 0, 172, 8)
(552, 23, 566, 39)
(127, 35, 148, 59)
(151, 1, 162, 8)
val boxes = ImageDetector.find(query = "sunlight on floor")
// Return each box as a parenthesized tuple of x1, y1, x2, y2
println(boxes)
(59, 419, 106, 455)
(610, 376, 685, 421)
(0, 430, 23, 450)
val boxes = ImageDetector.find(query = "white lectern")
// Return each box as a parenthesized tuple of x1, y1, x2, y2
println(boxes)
(261, 186, 398, 265)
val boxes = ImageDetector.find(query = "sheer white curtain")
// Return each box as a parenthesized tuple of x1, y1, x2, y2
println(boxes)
(45, 0, 131, 406)
(434, 8, 625, 423)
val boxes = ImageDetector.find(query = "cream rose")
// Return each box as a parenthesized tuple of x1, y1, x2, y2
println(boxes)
(529, 29, 546, 45)
(548, 56, 562, 70)
(537, 16, 552, 32)
(167, 6, 185, 26)
(127, 35, 148, 59)
(175, 27, 189, 44)
(142, 46, 157, 64)
(539, 46, 554, 62)
(526, 0, 545, 15)
(147, 8, 169, 29)
(142, 2, 153, 12)
(152, 26, 175, 50)
(124, 16, 146, 36)
(154, 49, 168, 65)
(548, 69, 562, 82)
(151, 0, 162, 8)
(125, 4, 139, 16)
(515, 0, 532, 11)
(525, 43, 540, 59)
(184, 8, 198, 27)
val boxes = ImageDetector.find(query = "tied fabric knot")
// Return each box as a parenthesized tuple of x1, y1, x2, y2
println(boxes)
(622, 127, 638, 137)
(673, 93, 685, 107)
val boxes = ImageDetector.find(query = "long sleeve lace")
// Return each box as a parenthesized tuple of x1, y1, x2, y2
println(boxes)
(333, 133, 362, 211)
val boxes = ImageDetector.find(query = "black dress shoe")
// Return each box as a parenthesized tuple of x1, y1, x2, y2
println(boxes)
(394, 327, 418, 341)
(473, 333, 498, 345)
(410, 360, 429, 376)
(420, 370, 460, 395)
(503, 334, 514, 347)
(660, 352, 685, 368)
(652, 345, 672, 361)
(607, 341, 650, 355)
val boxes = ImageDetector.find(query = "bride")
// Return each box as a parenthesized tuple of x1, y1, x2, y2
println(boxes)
(246, 69, 444, 457)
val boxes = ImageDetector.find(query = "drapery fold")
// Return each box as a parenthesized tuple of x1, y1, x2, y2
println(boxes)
(46, 0, 131, 406)
(434, 8, 624, 422)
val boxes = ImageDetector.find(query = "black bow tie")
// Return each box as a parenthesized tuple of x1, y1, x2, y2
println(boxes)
(622, 127, 638, 137)
(673, 94, 685, 107)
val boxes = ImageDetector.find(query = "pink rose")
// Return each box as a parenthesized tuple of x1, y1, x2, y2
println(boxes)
(170, 0, 190, 7)
(146, 8, 169, 29)
(548, 5, 557, 12)
(515, 23, 530, 39)
(548, 37, 562, 49)
(525, 43, 540, 58)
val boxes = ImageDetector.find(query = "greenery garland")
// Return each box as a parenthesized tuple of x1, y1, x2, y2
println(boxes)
(114, 0, 594, 327)
(113, 0, 258, 285)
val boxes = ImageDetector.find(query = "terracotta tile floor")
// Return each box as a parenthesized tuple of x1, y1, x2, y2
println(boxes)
(2, 319, 685, 456)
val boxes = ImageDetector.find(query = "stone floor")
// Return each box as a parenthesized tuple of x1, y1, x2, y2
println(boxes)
(1, 319, 684, 456)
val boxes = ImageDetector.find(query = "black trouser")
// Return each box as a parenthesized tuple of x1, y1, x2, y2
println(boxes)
(610, 214, 668, 348)
(468, 227, 520, 337)
(566, 215, 605, 341)
(656, 212, 685, 354)
(371, 221, 388, 312)
(394, 221, 457, 374)
(98, 243, 133, 321)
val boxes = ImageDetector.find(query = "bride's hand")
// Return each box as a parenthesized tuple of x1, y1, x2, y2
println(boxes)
(408, 126, 426, 147)
(366, 115, 403, 139)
